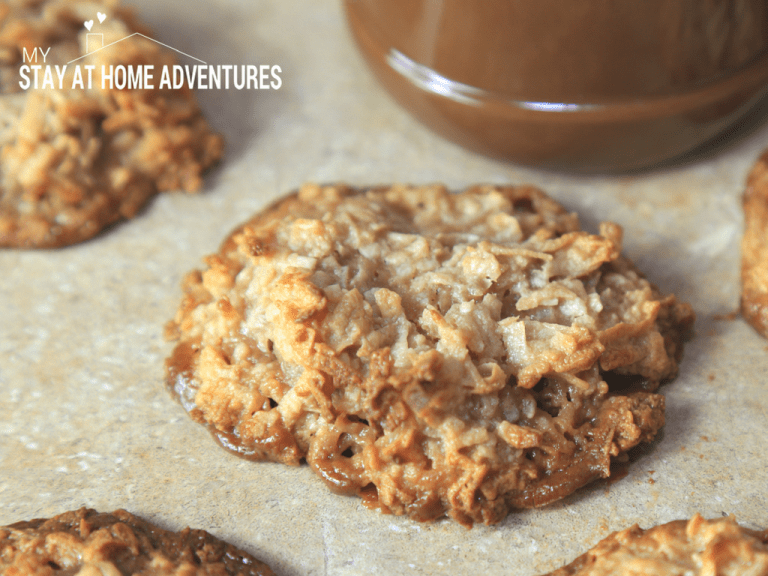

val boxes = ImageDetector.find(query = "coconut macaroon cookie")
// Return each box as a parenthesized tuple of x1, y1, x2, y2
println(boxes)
(166, 183, 694, 526)
(0, 0, 223, 248)
(742, 150, 768, 338)
(0, 507, 275, 575)
(541, 514, 768, 576)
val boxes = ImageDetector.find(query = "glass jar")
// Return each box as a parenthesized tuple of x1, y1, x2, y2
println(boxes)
(344, 0, 768, 172)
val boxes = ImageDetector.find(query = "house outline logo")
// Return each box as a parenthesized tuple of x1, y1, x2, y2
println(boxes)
(73, 11, 206, 64)
(71, 32, 207, 65)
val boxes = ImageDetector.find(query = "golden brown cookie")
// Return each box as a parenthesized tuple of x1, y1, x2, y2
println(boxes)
(0, 507, 274, 575)
(742, 151, 768, 337)
(0, 0, 223, 248)
(165, 183, 694, 527)
(541, 514, 768, 576)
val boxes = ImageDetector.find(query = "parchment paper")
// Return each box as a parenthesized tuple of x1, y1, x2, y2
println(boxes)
(2, 1, 767, 575)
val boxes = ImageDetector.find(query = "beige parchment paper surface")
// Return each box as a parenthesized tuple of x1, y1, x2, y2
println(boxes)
(1, 1, 767, 575)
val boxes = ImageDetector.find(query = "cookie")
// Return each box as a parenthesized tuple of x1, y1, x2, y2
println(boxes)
(0, 507, 274, 575)
(541, 514, 768, 576)
(742, 150, 768, 337)
(165, 183, 694, 526)
(0, 0, 223, 248)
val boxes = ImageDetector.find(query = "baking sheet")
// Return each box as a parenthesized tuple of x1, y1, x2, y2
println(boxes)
(2, 1, 768, 575)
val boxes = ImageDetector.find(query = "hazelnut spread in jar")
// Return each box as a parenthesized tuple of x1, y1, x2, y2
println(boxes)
(345, 0, 768, 172)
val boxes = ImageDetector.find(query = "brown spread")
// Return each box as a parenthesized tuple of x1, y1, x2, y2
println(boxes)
(345, 0, 768, 172)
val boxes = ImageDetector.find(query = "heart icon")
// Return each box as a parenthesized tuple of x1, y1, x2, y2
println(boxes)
(84, 20, 93, 31)
(97, 12, 106, 23)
